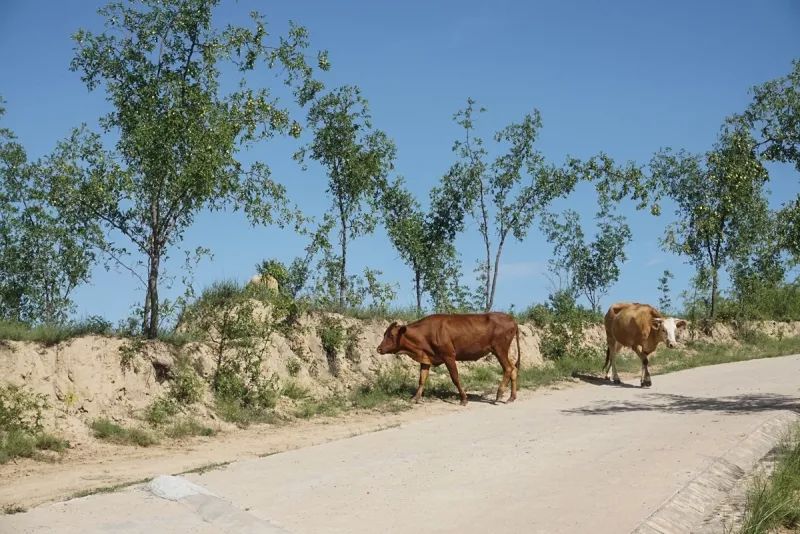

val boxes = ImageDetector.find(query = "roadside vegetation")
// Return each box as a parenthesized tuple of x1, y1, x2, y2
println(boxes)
(736, 424, 800, 534)
(0, 384, 68, 464)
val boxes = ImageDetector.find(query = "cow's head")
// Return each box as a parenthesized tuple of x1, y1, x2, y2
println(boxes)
(651, 317, 688, 348)
(377, 321, 406, 354)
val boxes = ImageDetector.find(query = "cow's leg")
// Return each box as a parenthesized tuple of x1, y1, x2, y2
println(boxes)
(608, 342, 622, 384)
(494, 340, 516, 403)
(638, 351, 652, 387)
(412, 364, 431, 402)
(443, 356, 468, 406)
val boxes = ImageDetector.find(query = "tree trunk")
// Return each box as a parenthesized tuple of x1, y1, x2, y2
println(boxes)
(145, 249, 160, 339)
(414, 264, 422, 315)
(710, 267, 718, 320)
(339, 217, 347, 309)
(487, 237, 505, 311)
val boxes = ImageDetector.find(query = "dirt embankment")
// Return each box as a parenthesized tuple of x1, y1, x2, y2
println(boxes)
(3, 315, 800, 441)
(2, 315, 800, 509)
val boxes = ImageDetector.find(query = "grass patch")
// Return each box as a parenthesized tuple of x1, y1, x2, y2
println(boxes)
(0, 429, 69, 464)
(214, 399, 281, 428)
(293, 396, 348, 419)
(737, 425, 800, 534)
(281, 380, 311, 400)
(163, 419, 215, 439)
(1, 504, 27, 515)
(90, 419, 157, 447)
(69, 478, 152, 500)
(179, 461, 231, 475)
(0, 317, 113, 346)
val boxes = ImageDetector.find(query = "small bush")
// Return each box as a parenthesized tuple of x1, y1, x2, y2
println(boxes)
(281, 380, 311, 400)
(144, 397, 179, 426)
(90, 419, 157, 447)
(169, 359, 204, 406)
(286, 357, 302, 377)
(0, 383, 47, 432)
(164, 419, 215, 439)
(319, 316, 344, 376)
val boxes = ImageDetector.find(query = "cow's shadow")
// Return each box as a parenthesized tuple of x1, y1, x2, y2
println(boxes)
(423, 391, 499, 406)
(572, 372, 639, 389)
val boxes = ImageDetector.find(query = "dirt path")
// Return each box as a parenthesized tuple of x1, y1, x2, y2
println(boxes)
(3, 355, 800, 533)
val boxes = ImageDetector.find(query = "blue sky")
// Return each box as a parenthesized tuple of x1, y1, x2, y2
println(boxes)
(1, 0, 799, 322)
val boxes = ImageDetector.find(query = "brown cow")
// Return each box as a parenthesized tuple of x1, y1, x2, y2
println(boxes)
(604, 302, 687, 387)
(376, 313, 521, 405)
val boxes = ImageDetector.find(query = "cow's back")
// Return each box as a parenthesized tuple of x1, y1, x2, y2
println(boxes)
(606, 303, 660, 348)
(412, 312, 516, 360)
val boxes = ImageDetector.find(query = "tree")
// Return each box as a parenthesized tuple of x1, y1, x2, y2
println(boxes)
(657, 270, 674, 314)
(51, 0, 329, 338)
(738, 59, 800, 256)
(296, 85, 395, 308)
(380, 177, 463, 314)
(654, 127, 769, 319)
(0, 102, 99, 323)
(446, 99, 576, 311)
(541, 209, 632, 313)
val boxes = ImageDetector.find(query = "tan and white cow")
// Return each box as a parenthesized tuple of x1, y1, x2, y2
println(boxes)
(603, 302, 687, 387)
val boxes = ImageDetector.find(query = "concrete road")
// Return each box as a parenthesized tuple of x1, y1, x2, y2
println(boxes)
(3, 355, 800, 534)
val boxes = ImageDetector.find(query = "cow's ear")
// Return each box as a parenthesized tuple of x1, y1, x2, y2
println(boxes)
(387, 321, 398, 330)
(676, 319, 687, 329)
(651, 317, 663, 330)
(397, 326, 407, 338)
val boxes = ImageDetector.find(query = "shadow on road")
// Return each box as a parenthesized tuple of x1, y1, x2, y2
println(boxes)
(563, 392, 800, 416)
(572, 373, 639, 389)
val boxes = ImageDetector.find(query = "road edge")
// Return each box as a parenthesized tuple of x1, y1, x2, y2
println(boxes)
(631, 410, 799, 534)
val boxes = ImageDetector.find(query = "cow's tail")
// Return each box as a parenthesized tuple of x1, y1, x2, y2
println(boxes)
(603, 346, 610, 373)
(515, 325, 522, 370)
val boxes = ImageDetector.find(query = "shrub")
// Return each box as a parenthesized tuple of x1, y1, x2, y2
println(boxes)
(319, 316, 344, 376)
(286, 357, 302, 377)
(90, 418, 157, 447)
(344, 324, 362, 363)
(281, 380, 311, 400)
(0, 383, 47, 432)
(169, 358, 204, 405)
(144, 397, 179, 426)
(164, 419, 215, 439)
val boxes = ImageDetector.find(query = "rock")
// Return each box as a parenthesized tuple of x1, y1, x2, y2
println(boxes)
(248, 273, 279, 292)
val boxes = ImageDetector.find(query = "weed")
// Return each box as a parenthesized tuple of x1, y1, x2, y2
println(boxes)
(1, 504, 26, 515)
(90, 419, 157, 447)
(344, 324, 363, 363)
(287, 357, 302, 377)
(737, 425, 800, 533)
(163, 419, 215, 439)
(318, 316, 344, 376)
(144, 397, 179, 426)
(281, 380, 311, 400)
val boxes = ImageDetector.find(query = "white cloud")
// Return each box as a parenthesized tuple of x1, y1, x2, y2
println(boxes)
(645, 256, 664, 267)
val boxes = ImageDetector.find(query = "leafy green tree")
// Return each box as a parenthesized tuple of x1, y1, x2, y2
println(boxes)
(654, 127, 769, 319)
(50, 0, 329, 338)
(296, 85, 395, 308)
(541, 209, 632, 312)
(657, 269, 674, 314)
(0, 103, 99, 323)
(738, 59, 800, 256)
(446, 99, 576, 311)
(380, 177, 462, 313)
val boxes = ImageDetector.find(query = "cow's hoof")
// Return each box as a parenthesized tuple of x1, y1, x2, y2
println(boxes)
(641, 380, 652, 388)
(460, 399, 468, 406)
(507, 396, 516, 403)
(613, 378, 622, 385)
(411, 395, 421, 404)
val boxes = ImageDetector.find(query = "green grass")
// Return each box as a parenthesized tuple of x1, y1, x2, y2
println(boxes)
(69, 478, 152, 500)
(163, 419, 215, 439)
(281, 380, 311, 400)
(0, 429, 69, 464)
(213, 399, 281, 428)
(737, 425, 800, 534)
(0, 319, 112, 346)
(90, 419, 158, 447)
